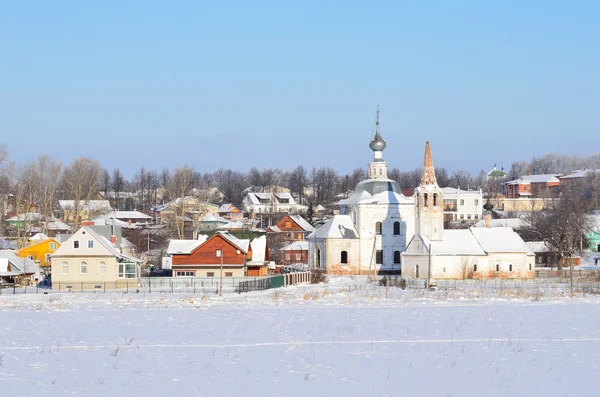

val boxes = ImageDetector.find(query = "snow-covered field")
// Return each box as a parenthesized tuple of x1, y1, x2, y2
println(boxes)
(2, 278, 600, 397)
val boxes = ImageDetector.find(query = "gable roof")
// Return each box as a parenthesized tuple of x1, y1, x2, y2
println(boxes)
(288, 215, 315, 232)
(51, 226, 142, 262)
(167, 235, 209, 255)
(282, 241, 309, 251)
(469, 227, 534, 254)
(30, 233, 50, 242)
(473, 218, 531, 229)
(59, 200, 113, 212)
(307, 215, 359, 239)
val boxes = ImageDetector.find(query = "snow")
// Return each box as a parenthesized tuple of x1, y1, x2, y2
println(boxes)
(167, 236, 209, 255)
(470, 227, 534, 254)
(422, 231, 486, 256)
(307, 215, 359, 239)
(3, 278, 600, 396)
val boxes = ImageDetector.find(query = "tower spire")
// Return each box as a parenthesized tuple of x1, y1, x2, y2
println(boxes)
(421, 141, 438, 185)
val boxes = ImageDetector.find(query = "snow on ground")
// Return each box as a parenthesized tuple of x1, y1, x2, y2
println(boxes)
(2, 277, 600, 396)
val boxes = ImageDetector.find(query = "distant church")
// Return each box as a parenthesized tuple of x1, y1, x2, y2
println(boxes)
(308, 109, 535, 279)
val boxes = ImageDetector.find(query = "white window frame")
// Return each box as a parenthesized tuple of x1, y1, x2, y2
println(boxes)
(49, 242, 57, 250)
(61, 262, 69, 274)
(118, 262, 137, 279)
(73, 240, 80, 249)
(296, 253, 301, 260)
(285, 254, 290, 260)
(80, 261, 88, 275)
(88, 240, 94, 249)
(98, 261, 106, 275)
(216, 249, 222, 258)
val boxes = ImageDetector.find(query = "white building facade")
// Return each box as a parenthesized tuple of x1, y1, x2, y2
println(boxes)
(308, 110, 415, 274)
(442, 187, 483, 224)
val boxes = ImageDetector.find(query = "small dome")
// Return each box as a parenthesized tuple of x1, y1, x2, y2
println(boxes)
(369, 131, 387, 152)
(354, 179, 399, 196)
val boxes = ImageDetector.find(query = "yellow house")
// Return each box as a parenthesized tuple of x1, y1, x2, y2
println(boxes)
(17, 236, 60, 268)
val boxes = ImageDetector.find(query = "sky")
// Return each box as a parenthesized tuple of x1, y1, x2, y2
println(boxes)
(1, 1, 599, 178)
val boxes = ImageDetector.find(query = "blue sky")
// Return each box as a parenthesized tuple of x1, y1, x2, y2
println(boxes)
(1, 1, 599, 177)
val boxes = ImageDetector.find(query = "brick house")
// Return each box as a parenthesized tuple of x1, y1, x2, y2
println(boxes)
(504, 175, 560, 198)
(281, 241, 309, 264)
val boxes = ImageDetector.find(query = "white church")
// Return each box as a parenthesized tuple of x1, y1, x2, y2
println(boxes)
(307, 112, 535, 279)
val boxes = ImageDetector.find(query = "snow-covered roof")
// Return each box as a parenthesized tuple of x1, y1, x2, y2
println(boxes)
(218, 203, 233, 213)
(473, 218, 531, 229)
(108, 211, 153, 220)
(217, 221, 244, 230)
(46, 221, 72, 231)
(59, 200, 113, 212)
(289, 215, 315, 232)
(29, 232, 50, 242)
(92, 215, 138, 229)
(282, 241, 309, 251)
(7, 213, 44, 222)
(167, 236, 209, 255)
(202, 214, 229, 223)
(249, 236, 267, 264)
(267, 225, 282, 233)
(0, 250, 39, 275)
(560, 169, 600, 179)
(307, 215, 359, 239)
(525, 241, 550, 253)
(442, 187, 482, 196)
(338, 179, 413, 206)
(217, 231, 250, 253)
(469, 227, 534, 254)
(506, 174, 560, 185)
(421, 231, 486, 256)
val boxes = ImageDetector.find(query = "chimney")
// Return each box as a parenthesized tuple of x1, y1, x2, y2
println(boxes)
(110, 235, 117, 245)
(484, 213, 492, 228)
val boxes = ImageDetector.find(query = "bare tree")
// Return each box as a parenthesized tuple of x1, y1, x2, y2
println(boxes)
(165, 165, 197, 239)
(111, 168, 125, 210)
(61, 157, 103, 227)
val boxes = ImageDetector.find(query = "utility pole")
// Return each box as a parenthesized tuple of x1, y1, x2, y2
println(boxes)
(427, 244, 432, 289)
(219, 246, 224, 296)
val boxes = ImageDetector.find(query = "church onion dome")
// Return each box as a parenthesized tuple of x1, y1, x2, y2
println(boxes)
(487, 164, 507, 179)
(369, 131, 387, 152)
(355, 178, 399, 196)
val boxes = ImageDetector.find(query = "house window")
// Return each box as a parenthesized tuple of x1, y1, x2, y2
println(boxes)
(296, 254, 301, 260)
(509, 264, 513, 272)
(49, 242, 57, 250)
(285, 222, 291, 228)
(74, 240, 80, 249)
(393, 222, 400, 235)
(496, 264, 500, 272)
(460, 214, 464, 220)
(341, 251, 348, 264)
(376, 250, 383, 264)
(443, 267, 446, 273)
(28, 255, 34, 260)
(61, 262, 69, 274)
(98, 261, 106, 275)
(474, 199, 479, 205)
(473, 264, 477, 272)
(80, 261, 88, 274)
(207, 272, 215, 277)
(225, 272, 233, 277)
(118, 263, 137, 278)
(285, 254, 290, 260)
(474, 214, 479, 220)
(537, 256, 543, 264)
(415, 264, 420, 278)
(375, 222, 382, 235)
(176, 271, 194, 277)
(216, 249, 222, 258)
(529, 264, 532, 271)
(467, 214, 471, 220)
(394, 250, 401, 264)
(423, 193, 429, 207)
(88, 240, 94, 248)
(45, 253, 51, 263)
(433, 193, 438, 206)
(297, 233, 302, 239)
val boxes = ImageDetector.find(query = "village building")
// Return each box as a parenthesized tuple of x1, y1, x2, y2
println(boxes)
(504, 174, 560, 198)
(170, 231, 259, 278)
(402, 143, 536, 279)
(58, 200, 113, 223)
(0, 250, 41, 285)
(243, 192, 307, 215)
(16, 234, 61, 269)
(281, 241, 309, 265)
(217, 204, 244, 220)
(50, 226, 142, 290)
(441, 187, 483, 225)
(308, 109, 415, 274)
(267, 214, 315, 241)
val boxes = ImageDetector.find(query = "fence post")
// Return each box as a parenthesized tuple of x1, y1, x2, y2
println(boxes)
(149, 277, 151, 293)
(13, 283, 16, 295)
(193, 280, 196, 294)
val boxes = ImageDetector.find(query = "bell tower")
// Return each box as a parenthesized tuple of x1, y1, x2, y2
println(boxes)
(415, 141, 444, 241)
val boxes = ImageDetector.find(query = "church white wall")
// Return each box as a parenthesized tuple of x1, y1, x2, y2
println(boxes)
(308, 238, 360, 274)
(483, 253, 535, 276)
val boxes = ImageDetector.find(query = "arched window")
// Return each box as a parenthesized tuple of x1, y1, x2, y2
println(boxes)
(317, 249, 321, 268)
(393, 221, 400, 235)
(98, 261, 106, 275)
(529, 264, 532, 271)
(415, 265, 420, 278)
(433, 193, 438, 206)
(341, 251, 348, 264)
(496, 264, 500, 272)
(423, 193, 429, 207)
(375, 222, 382, 235)
(376, 250, 383, 264)
(61, 261, 69, 274)
(473, 264, 478, 272)
(509, 264, 513, 272)
(394, 250, 401, 264)
(80, 261, 88, 274)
